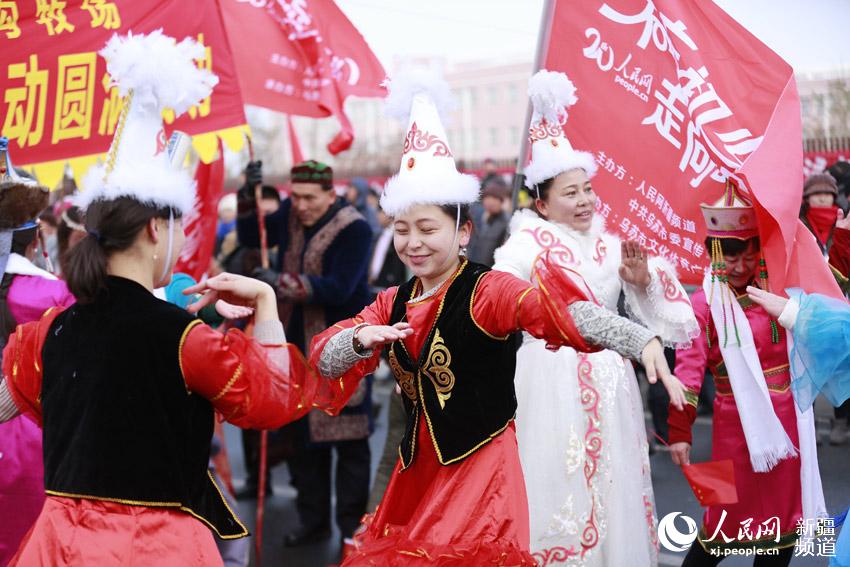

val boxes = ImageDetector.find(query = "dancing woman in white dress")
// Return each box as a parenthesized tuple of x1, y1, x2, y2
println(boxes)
(493, 71, 699, 567)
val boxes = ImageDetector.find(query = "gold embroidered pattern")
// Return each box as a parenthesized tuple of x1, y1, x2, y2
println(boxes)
(210, 364, 242, 402)
(422, 329, 455, 409)
(388, 349, 416, 401)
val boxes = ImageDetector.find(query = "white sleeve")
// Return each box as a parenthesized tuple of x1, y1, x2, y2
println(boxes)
(777, 297, 800, 331)
(492, 229, 536, 280)
(621, 256, 699, 348)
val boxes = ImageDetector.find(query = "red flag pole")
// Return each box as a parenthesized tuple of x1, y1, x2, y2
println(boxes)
(245, 133, 271, 566)
(512, 0, 555, 210)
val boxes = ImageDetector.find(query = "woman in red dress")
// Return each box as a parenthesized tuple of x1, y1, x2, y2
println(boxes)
(308, 70, 678, 565)
(0, 30, 341, 566)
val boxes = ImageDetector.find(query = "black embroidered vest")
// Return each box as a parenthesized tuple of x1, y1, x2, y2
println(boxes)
(40, 277, 246, 538)
(387, 262, 518, 469)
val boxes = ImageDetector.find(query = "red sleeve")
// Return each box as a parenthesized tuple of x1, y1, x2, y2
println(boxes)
(476, 254, 598, 352)
(306, 288, 398, 413)
(829, 227, 850, 279)
(2, 307, 65, 425)
(181, 322, 325, 430)
(667, 290, 710, 445)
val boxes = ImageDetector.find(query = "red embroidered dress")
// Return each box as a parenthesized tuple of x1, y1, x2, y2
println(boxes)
(0, 277, 339, 566)
(669, 289, 805, 553)
(309, 259, 627, 565)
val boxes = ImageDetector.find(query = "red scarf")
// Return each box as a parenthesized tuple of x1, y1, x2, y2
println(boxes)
(806, 206, 838, 245)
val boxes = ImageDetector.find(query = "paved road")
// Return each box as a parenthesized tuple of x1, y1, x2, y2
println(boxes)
(223, 380, 846, 566)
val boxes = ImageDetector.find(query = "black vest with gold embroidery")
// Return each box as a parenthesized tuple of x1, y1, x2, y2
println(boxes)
(388, 262, 518, 468)
(40, 277, 247, 539)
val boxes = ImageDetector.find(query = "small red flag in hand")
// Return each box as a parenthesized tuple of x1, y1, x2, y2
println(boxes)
(682, 460, 738, 507)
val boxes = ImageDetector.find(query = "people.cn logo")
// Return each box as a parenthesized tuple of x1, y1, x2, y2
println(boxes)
(658, 512, 699, 552)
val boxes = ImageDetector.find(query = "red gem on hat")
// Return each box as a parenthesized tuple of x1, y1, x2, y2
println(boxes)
(550, 139, 559, 147)
(406, 157, 415, 170)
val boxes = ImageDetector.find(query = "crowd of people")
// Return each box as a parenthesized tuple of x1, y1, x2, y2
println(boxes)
(0, 31, 849, 567)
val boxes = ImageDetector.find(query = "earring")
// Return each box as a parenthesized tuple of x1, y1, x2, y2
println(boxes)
(459, 247, 468, 258)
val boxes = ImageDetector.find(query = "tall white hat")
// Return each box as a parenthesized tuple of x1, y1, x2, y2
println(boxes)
(524, 70, 597, 189)
(77, 30, 218, 215)
(379, 68, 479, 217)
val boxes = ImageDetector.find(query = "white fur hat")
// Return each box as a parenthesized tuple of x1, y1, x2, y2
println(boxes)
(524, 70, 597, 189)
(77, 30, 219, 215)
(379, 68, 479, 217)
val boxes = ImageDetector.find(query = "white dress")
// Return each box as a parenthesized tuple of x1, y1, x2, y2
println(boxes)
(492, 210, 698, 567)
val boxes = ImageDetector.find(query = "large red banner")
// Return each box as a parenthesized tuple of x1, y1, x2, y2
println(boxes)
(220, 0, 386, 155)
(0, 0, 249, 189)
(544, 0, 840, 296)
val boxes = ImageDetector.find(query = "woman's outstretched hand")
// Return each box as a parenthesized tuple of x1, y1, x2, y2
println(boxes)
(355, 323, 414, 350)
(746, 286, 787, 319)
(184, 273, 276, 320)
(641, 338, 686, 410)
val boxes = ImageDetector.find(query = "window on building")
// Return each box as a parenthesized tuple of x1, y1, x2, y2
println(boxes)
(508, 83, 518, 103)
(509, 126, 520, 144)
(489, 127, 498, 146)
(488, 86, 498, 104)
(468, 87, 477, 105)
(470, 128, 479, 151)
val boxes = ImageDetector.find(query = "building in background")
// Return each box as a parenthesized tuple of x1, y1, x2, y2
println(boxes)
(227, 56, 532, 185)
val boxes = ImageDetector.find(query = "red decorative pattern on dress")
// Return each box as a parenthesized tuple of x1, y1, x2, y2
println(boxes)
(644, 495, 659, 549)
(656, 267, 690, 305)
(402, 121, 453, 157)
(533, 545, 580, 566)
(577, 354, 601, 556)
(528, 118, 564, 144)
(523, 227, 579, 268)
(592, 238, 607, 266)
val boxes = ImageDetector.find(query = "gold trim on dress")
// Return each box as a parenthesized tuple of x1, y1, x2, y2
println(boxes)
(515, 287, 534, 331)
(46, 472, 250, 540)
(388, 349, 416, 401)
(210, 364, 242, 402)
(421, 329, 455, 409)
(178, 319, 203, 395)
(469, 272, 510, 341)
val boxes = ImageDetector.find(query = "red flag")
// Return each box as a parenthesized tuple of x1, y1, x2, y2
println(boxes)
(220, 0, 386, 155)
(175, 140, 225, 280)
(1, 0, 248, 189)
(682, 460, 738, 507)
(288, 115, 305, 165)
(541, 0, 841, 296)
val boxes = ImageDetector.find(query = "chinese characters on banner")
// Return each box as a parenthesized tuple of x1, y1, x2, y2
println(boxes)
(0, 0, 248, 189)
(543, 0, 841, 296)
(220, 0, 386, 155)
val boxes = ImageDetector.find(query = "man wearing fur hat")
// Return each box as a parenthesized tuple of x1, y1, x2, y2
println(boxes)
(237, 160, 374, 547)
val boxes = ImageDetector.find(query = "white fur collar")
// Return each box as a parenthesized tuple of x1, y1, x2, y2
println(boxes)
(508, 208, 606, 242)
(4, 253, 57, 280)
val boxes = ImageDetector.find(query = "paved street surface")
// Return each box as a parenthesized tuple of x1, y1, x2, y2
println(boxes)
(224, 379, 846, 566)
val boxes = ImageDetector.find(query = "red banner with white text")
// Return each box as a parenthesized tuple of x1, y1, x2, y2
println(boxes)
(220, 0, 386, 155)
(0, 0, 249, 189)
(544, 0, 841, 297)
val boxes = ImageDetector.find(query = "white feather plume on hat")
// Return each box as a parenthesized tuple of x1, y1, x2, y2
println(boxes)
(77, 30, 218, 215)
(380, 67, 479, 217)
(524, 69, 597, 189)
